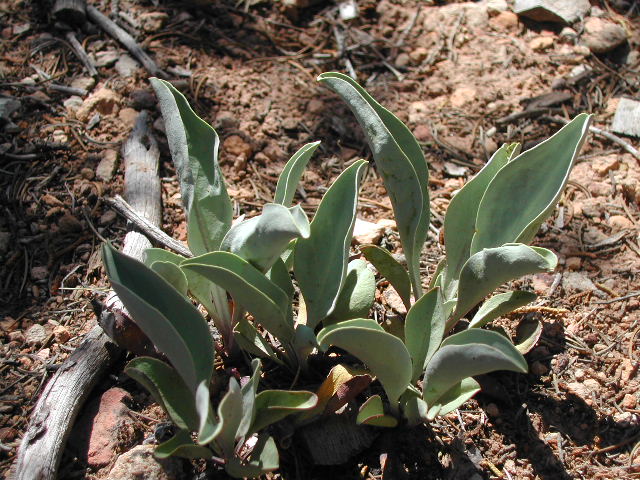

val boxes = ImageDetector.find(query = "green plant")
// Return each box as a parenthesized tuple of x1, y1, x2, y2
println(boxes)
(102, 72, 591, 477)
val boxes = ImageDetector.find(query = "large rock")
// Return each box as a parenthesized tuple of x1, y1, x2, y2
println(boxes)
(611, 97, 640, 138)
(514, 0, 590, 24)
(581, 17, 628, 54)
(106, 445, 183, 480)
(76, 87, 121, 122)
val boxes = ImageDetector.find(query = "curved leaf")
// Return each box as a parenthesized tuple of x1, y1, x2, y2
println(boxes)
(225, 435, 279, 478)
(274, 141, 321, 206)
(443, 144, 514, 285)
(361, 245, 411, 310)
(318, 72, 429, 299)
(155, 429, 213, 460)
(401, 395, 428, 427)
(325, 259, 376, 325)
(221, 204, 310, 273)
(294, 160, 367, 328)
(215, 378, 244, 458)
(238, 359, 262, 439)
(357, 395, 398, 427)
(426, 377, 481, 420)
(404, 287, 445, 383)
(452, 244, 557, 326)
(150, 261, 188, 296)
(182, 252, 294, 342)
(234, 317, 281, 363)
(469, 290, 537, 329)
(251, 390, 317, 433)
(150, 78, 232, 255)
(423, 329, 527, 407)
(317, 318, 411, 405)
(125, 357, 199, 432)
(102, 244, 214, 393)
(515, 318, 543, 354)
(143, 248, 186, 267)
(471, 114, 592, 253)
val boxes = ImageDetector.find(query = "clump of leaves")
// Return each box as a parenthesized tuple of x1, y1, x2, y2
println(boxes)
(102, 72, 591, 477)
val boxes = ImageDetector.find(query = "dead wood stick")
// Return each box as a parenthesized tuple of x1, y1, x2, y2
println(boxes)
(13, 111, 162, 480)
(53, 0, 86, 25)
(104, 195, 193, 258)
(86, 5, 166, 78)
(543, 115, 640, 162)
(64, 31, 98, 77)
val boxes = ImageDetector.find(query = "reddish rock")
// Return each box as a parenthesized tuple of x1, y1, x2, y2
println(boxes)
(70, 388, 139, 469)
(76, 87, 121, 122)
(106, 444, 183, 480)
(223, 135, 253, 159)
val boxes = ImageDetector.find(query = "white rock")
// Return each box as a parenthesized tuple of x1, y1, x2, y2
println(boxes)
(611, 97, 640, 138)
(581, 17, 628, 54)
(94, 50, 119, 67)
(115, 54, 140, 77)
(352, 218, 385, 245)
(514, 0, 590, 24)
(97, 150, 119, 182)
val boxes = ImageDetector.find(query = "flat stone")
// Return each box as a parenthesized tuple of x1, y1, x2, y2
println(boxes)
(94, 50, 119, 67)
(76, 87, 121, 122)
(529, 36, 554, 52)
(97, 150, 119, 182)
(25, 324, 47, 345)
(106, 444, 183, 480)
(71, 77, 96, 92)
(450, 87, 477, 107)
(491, 11, 519, 29)
(63, 95, 83, 113)
(514, 0, 590, 25)
(139, 12, 169, 33)
(611, 98, 640, 138)
(581, 17, 628, 54)
(352, 218, 385, 245)
(115, 54, 140, 77)
(562, 271, 597, 293)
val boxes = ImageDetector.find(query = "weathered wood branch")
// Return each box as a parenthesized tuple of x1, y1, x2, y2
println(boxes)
(86, 5, 166, 78)
(53, 0, 86, 25)
(13, 111, 161, 480)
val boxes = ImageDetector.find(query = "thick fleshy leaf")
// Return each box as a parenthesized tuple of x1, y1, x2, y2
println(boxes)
(469, 290, 538, 329)
(443, 144, 514, 285)
(150, 78, 232, 255)
(317, 318, 412, 405)
(318, 72, 429, 299)
(266, 258, 294, 299)
(250, 390, 317, 433)
(274, 141, 321, 207)
(361, 245, 411, 310)
(196, 382, 218, 445)
(294, 160, 367, 328)
(515, 318, 543, 354)
(225, 435, 279, 478)
(102, 244, 214, 393)
(155, 429, 213, 459)
(471, 114, 592, 254)
(143, 248, 186, 267)
(357, 395, 398, 427)
(451, 244, 557, 326)
(404, 287, 445, 382)
(292, 324, 318, 367)
(423, 329, 527, 407)
(237, 359, 262, 439)
(150, 261, 188, 296)
(215, 378, 244, 458)
(426, 377, 481, 420)
(402, 395, 428, 427)
(182, 252, 294, 342)
(324, 259, 376, 325)
(221, 204, 310, 273)
(125, 357, 199, 431)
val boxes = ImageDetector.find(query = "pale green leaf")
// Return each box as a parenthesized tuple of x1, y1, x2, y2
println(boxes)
(182, 252, 294, 342)
(250, 390, 317, 433)
(469, 290, 537, 329)
(215, 378, 244, 458)
(471, 114, 592, 253)
(234, 317, 281, 363)
(150, 261, 188, 296)
(515, 318, 543, 354)
(402, 395, 428, 427)
(294, 160, 367, 328)
(274, 141, 321, 207)
(443, 144, 513, 285)
(143, 248, 186, 267)
(221, 204, 310, 273)
(125, 357, 199, 432)
(451, 244, 557, 326)
(426, 377, 480, 420)
(225, 435, 279, 478)
(404, 287, 445, 383)
(317, 318, 411, 405)
(356, 395, 398, 427)
(102, 244, 214, 393)
(318, 72, 429, 299)
(361, 245, 411, 310)
(150, 78, 232, 255)
(237, 359, 262, 439)
(154, 429, 213, 459)
(423, 329, 527, 407)
(324, 259, 376, 325)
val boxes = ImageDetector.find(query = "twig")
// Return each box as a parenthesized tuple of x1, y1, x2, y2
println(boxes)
(594, 291, 640, 305)
(86, 5, 166, 78)
(395, 5, 421, 48)
(495, 108, 563, 125)
(104, 195, 192, 258)
(543, 115, 640, 162)
(64, 31, 98, 77)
